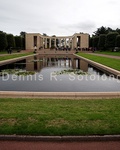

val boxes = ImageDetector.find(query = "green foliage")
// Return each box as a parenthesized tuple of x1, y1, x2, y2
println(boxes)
(116, 28, 120, 34)
(0, 69, 35, 76)
(15, 36, 22, 49)
(116, 35, 120, 47)
(0, 32, 7, 51)
(92, 36, 99, 49)
(106, 32, 119, 49)
(54, 69, 88, 75)
(93, 26, 112, 36)
(7, 34, 15, 48)
(20, 31, 26, 49)
(92, 26, 120, 50)
(98, 34, 106, 50)
(89, 37, 93, 47)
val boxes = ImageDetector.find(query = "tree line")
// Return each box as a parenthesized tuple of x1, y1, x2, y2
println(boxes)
(0, 27, 120, 51)
(90, 26, 120, 51)
(0, 31, 25, 51)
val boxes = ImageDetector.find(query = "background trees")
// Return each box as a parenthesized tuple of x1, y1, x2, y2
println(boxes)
(92, 36, 99, 50)
(98, 34, 106, 50)
(0, 31, 25, 51)
(6, 34, 15, 48)
(14, 36, 22, 50)
(0, 27, 120, 51)
(20, 31, 26, 49)
(91, 26, 120, 51)
(0, 31, 7, 51)
(116, 35, 120, 47)
(106, 32, 119, 50)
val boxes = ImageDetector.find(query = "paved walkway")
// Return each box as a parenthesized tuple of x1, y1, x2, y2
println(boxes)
(0, 141, 120, 150)
(86, 52, 120, 59)
(1, 50, 120, 59)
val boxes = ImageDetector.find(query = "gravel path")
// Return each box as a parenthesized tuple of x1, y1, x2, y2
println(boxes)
(87, 52, 120, 59)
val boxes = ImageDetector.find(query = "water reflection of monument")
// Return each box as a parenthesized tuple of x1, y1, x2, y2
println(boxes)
(26, 56, 41, 71)
(25, 55, 88, 72)
(78, 59, 88, 72)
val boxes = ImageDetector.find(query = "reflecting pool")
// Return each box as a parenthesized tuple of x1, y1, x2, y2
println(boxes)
(0, 54, 120, 92)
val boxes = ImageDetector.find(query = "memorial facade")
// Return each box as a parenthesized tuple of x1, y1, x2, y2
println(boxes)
(25, 33, 89, 50)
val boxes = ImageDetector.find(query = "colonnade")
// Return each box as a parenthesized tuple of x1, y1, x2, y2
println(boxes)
(25, 33, 89, 50)
(41, 37, 73, 49)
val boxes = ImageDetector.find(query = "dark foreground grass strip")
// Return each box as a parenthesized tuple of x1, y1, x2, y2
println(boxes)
(77, 53, 120, 71)
(0, 52, 33, 61)
(0, 98, 120, 136)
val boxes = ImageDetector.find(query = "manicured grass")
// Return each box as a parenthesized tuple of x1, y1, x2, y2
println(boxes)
(96, 51, 120, 56)
(0, 98, 120, 136)
(77, 53, 120, 71)
(0, 52, 33, 61)
(0, 51, 8, 54)
(0, 50, 22, 54)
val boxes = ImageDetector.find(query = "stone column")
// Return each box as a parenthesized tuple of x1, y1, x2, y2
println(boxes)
(68, 38, 71, 48)
(72, 38, 74, 49)
(45, 38, 47, 49)
(59, 38, 61, 47)
(42, 38, 44, 48)
(49, 38, 51, 48)
(42, 38, 44, 49)
(54, 38, 56, 47)
(64, 38, 66, 47)
(74, 36, 77, 48)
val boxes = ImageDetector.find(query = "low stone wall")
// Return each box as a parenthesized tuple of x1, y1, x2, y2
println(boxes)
(0, 91, 120, 99)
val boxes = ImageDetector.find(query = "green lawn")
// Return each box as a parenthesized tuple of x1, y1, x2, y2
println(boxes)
(0, 52, 33, 61)
(0, 98, 120, 136)
(77, 53, 120, 71)
(0, 51, 8, 54)
(96, 51, 120, 56)
(0, 50, 22, 54)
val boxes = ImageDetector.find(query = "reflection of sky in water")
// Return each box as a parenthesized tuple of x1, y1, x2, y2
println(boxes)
(0, 55, 120, 92)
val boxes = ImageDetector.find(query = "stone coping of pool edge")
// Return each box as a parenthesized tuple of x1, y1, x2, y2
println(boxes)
(74, 54, 120, 77)
(0, 91, 120, 98)
(0, 135, 120, 142)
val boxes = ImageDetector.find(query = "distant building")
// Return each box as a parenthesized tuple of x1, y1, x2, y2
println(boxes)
(25, 33, 89, 50)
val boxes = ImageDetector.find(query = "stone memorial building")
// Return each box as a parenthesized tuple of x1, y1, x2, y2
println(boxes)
(25, 33, 89, 50)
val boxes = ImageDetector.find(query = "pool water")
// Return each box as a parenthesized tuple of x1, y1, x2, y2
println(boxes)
(0, 54, 120, 92)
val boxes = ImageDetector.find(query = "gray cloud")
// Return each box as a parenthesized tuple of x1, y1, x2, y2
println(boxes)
(0, 0, 120, 36)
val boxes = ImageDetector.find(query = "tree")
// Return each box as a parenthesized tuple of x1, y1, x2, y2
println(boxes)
(106, 27, 113, 33)
(106, 32, 119, 50)
(116, 35, 120, 47)
(93, 26, 113, 36)
(94, 26, 107, 36)
(0, 32, 7, 51)
(7, 34, 15, 48)
(89, 37, 93, 47)
(98, 34, 106, 50)
(20, 31, 26, 49)
(15, 36, 22, 49)
(116, 28, 120, 34)
(92, 36, 99, 50)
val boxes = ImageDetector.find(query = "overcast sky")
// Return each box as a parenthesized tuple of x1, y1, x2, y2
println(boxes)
(0, 0, 120, 36)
